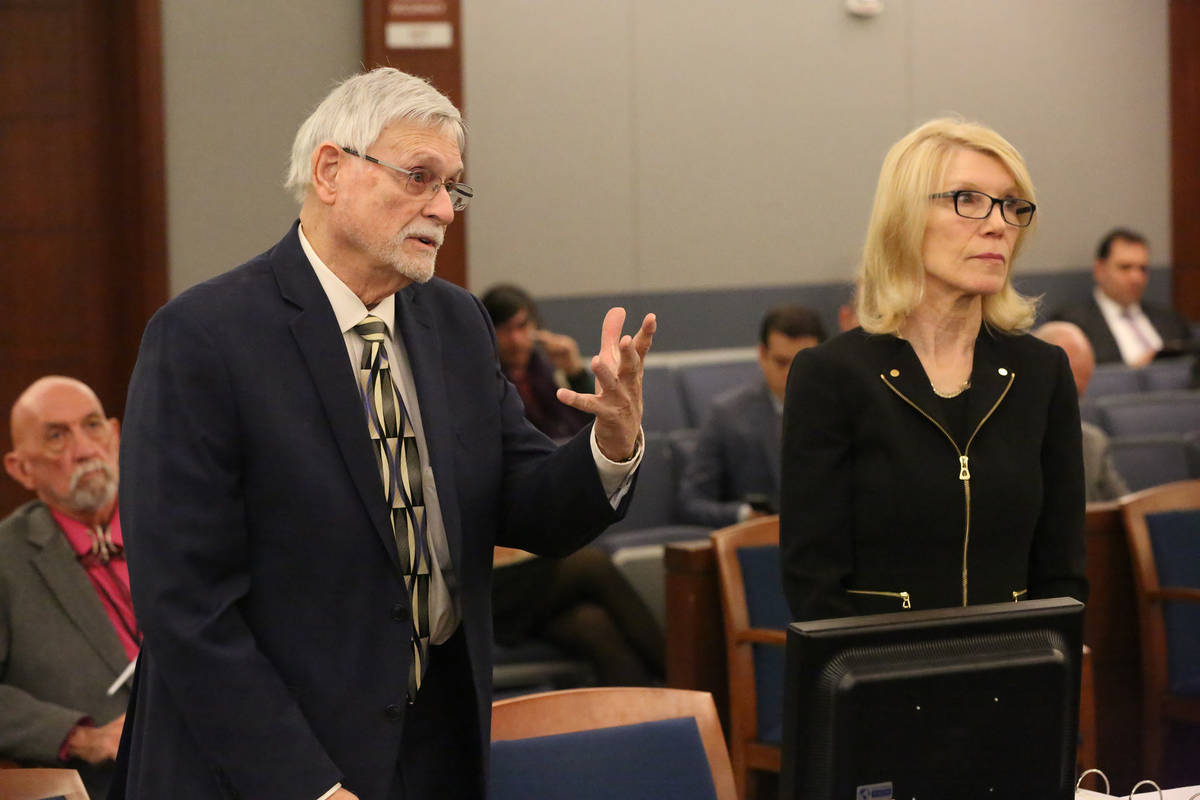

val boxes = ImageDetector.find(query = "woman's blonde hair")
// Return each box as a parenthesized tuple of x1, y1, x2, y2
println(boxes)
(855, 117, 1039, 335)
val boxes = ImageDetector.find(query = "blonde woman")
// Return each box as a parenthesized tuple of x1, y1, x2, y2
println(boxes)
(781, 118, 1087, 622)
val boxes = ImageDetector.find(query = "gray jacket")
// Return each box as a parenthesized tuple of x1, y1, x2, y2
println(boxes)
(0, 500, 132, 797)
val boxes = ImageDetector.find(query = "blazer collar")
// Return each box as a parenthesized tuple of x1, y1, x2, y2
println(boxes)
(272, 222, 404, 568)
(877, 326, 1016, 444)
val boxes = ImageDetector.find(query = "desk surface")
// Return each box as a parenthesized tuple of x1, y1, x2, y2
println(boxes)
(1078, 785, 1200, 798)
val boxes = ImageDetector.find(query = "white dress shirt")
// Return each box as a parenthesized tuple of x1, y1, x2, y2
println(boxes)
(1094, 287, 1163, 366)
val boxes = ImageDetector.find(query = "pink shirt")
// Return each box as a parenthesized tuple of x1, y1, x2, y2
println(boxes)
(50, 506, 140, 661)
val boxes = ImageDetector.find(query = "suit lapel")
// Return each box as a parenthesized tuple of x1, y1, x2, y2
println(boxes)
(757, 383, 783, 488)
(395, 285, 463, 571)
(1087, 298, 1122, 363)
(274, 225, 400, 567)
(27, 508, 129, 675)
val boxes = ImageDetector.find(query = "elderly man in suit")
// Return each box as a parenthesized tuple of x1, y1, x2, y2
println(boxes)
(678, 305, 825, 527)
(111, 68, 654, 800)
(1034, 322, 1129, 502)
(1051, 228, 1192, 366)
(1, 376, 136, 798)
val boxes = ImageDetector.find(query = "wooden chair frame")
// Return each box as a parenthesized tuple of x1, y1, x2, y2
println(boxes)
(710, 515, 784, 800)
(1120, 480, 1200, 777)
(0, 768, 89, 800)
(491, 686, 737, 800)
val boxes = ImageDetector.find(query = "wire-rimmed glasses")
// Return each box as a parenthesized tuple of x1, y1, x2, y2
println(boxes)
(341, 146, 474, 211)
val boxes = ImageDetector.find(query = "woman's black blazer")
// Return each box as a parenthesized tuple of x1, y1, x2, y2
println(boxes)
(781, 325, 1088, 622)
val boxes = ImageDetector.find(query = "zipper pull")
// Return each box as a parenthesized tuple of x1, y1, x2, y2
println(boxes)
(958, 455, 970, 480)
(901, 591, 911, 609)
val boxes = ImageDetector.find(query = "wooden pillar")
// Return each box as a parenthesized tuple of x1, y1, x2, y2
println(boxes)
(363, 0, 467, 288)
(1170, 1, 1200, 319)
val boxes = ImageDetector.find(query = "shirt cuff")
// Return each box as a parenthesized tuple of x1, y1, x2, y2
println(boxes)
(590, 426, 644, 508)
(317, 783, 342, 800)
(58, 716, 93, 761)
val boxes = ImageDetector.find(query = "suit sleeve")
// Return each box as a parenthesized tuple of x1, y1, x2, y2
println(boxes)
(1029, 349, 1089, 603)
(0, 589, 86, 762)
(780, 349, 858, 622)
(121, 308, 340, 798)
(677, 410, 742, 528)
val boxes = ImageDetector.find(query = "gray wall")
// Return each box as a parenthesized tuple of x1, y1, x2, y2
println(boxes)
(163, 1, 1171, 342)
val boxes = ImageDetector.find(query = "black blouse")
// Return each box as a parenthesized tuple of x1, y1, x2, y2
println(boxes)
(780, 325, 1088, 622)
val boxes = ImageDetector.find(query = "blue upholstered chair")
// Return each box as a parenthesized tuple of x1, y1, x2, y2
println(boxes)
(1088, 364, 1143, 398)
(1107, 434, 1195, 493)
(710, 516, 787, 800)
(490, 687, 737, 800)
(1141, 357, 1196, 393)
(640, 365, 688, 433)
(1120, 481, 1200, 777)
(1097, 391, 1200, 437)
(677, 359, 762, 428)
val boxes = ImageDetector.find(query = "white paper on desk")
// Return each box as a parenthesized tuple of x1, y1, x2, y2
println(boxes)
(1077, 785, 1200, 799)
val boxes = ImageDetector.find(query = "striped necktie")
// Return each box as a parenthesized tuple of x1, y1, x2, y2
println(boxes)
(353, 314, 431, 698)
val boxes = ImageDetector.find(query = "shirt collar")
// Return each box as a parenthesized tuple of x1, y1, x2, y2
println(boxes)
(298, 224, 396, 335)
(50, 505, 122, 557)
(1094, 285, 1137, 317)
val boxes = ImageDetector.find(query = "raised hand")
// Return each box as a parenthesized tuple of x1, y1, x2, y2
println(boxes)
(556, 307, 656, 461)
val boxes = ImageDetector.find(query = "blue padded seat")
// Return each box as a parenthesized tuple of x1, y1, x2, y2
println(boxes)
(1144, 510, 1200, 696)
(678, 360, 762, 428)
(640, 365, 688, 433)
(1141, 357, 1196, 392)
(594, 524, 710, 553)
(1088, 364, 1143, 398)
(1097, 391, 1200, 437)
(490, 717, 719, 800)
(737, 545, 789, 745)
(1107, 435, 1194, 493)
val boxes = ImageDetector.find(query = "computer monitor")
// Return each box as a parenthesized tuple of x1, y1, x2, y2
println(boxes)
(780, 597, 1084, 800)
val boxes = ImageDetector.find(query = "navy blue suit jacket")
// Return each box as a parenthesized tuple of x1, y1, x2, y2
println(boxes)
(111, 223, 624, 799)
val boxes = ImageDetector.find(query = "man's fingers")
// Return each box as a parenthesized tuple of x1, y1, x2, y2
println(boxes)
(556, 386, 600, 415)
(599, 307, 626, 361)
(632, 313, 657, 360)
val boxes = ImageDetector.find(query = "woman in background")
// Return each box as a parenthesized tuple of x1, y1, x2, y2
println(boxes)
(781, 118, 1088, 622)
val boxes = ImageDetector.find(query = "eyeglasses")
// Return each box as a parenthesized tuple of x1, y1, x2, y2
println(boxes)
(929, 190, 1036, 227)
(341, 147, 474, 211)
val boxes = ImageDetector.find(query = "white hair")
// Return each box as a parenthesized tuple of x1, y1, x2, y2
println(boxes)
(284, 67, 466, 203)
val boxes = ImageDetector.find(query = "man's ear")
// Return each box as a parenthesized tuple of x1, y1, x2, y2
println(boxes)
(109, 417, 120, 447)
(4, 451, 35, 491)
(311, 142, 345, 205)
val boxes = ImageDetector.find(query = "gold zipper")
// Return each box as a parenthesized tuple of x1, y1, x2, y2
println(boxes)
(1012, 589, 1028, 602)
(881, 371, 1015, 606)
(847, 589, 911, 609)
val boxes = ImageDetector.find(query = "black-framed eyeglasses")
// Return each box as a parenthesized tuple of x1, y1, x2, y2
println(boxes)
(929, 190, 1036, 227)
(341, 147, 474, 211)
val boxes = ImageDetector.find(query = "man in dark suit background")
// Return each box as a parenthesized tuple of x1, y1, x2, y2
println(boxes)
(112, 68, 654, 800)
(1, 376, 135, 798)
(678, 305, 824, 527)
(1051, 228, 1191, 366)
